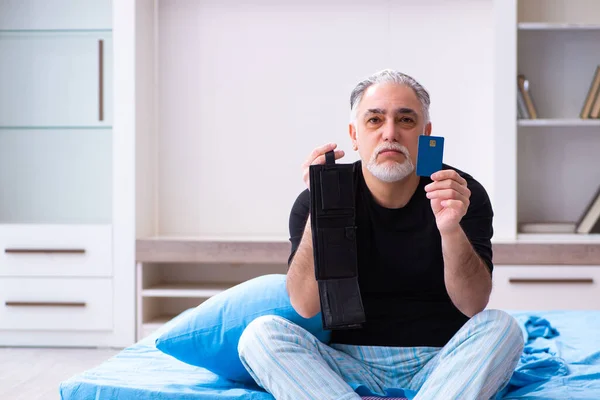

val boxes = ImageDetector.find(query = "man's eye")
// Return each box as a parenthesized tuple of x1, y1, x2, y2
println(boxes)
(399, 117, 414, 124)
(368, 117, 381, 124)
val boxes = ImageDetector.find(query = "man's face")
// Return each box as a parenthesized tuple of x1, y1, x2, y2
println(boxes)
(349, 82, 431, 182)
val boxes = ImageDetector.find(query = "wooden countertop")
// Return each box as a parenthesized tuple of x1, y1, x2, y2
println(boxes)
(136, 236, 290, 264)
(492, 242, 600, 265)
(136, 236, 600, 265)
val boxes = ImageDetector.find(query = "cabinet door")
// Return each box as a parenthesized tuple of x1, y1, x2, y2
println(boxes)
(0, 0, 112, 31)
(0, 128, 112, 224)
(0, 31, 112, 127)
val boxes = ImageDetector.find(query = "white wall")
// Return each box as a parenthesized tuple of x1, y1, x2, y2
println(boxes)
(156, 0, 495, 238)
(135, 0, 158, 238)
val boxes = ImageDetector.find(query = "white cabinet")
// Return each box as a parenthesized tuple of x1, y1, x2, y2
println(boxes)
(488, 265, 600, 310)
(0, 32, 112, 127)
(0, 0, 134, 348)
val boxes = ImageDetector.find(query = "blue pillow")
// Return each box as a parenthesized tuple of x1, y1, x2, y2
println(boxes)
(155, 274, 331, 383)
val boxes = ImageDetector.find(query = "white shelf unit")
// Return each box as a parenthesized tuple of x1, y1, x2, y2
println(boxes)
(136, 262, 288, 340)
(486, 0, 600, 312)
(511, 0, 600, 237)
(0, 0, 135, 347)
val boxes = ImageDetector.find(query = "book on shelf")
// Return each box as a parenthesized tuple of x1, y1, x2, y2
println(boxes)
(575, 185, 600, 234)
(580, 65, 600, 119)
(591, 95, 600, 119)
(590, 82, 600, 119)
(517, 74, 537, 119)
(517, 86, 529, 119)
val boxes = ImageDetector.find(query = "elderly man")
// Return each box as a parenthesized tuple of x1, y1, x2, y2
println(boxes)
(238, 69, 523, 399)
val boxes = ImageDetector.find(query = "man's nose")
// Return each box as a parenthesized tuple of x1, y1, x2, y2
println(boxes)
(381, 119, 397, 141)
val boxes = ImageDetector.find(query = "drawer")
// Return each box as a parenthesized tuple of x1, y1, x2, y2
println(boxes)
(488, 265, 600, 310)
(0, 277, 113, 331)
(0, 225, 112, 277)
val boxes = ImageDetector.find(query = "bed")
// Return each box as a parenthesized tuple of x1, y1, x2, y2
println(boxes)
(60, 309, 600, 400)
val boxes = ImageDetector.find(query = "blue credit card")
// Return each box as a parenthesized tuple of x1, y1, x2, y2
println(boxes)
(416, 135, 444, 177)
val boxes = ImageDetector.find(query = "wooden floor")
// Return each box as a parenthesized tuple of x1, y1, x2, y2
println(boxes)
(0, 347, 120, 400)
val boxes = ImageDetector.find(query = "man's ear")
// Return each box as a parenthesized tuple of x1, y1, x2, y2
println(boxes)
(424, 121, 432, 136)
(348, 123, 358, 151)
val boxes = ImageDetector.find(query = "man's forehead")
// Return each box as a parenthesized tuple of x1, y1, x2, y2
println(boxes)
(360, 83, 419, 109)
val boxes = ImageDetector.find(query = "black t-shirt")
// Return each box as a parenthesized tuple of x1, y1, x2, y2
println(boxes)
(287, 161, 494, 348)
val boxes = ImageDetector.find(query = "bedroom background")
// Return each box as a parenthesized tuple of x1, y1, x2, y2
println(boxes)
(1, 0, 599, 398)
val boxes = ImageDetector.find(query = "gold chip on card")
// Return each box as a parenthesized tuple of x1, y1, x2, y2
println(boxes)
(429, 139, 436, 147)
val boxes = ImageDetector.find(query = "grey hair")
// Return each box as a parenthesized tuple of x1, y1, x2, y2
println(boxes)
(349, 69, 431, 125)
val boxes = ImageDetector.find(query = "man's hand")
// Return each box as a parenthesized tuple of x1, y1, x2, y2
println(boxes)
(424, 170, 471, 235)
(302, 143, 345, 190)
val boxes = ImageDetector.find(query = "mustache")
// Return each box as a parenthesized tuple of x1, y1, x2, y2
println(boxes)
(375, 143, 410, 157)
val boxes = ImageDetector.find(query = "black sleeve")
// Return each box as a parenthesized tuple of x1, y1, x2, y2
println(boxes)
(287, 189, 311, 268)
(459, 176, 494, 274)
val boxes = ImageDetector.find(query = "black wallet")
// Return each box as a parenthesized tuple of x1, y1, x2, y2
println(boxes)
(309, 150, 366, 330)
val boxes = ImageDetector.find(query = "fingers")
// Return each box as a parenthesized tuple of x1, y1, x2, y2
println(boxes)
(304, 143, 338, 167)
(430, 170, 467, 186)
(425, 180, 471, 199)
(302, 143, 345, 189)
(440, 199, 468, 211)
(426, 188, 470, 206)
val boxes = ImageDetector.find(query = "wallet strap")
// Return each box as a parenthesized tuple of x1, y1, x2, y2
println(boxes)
(325, 149, 335, 165)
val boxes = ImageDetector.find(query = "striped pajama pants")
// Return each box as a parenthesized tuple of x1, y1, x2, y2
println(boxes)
(238, 309, 524, 400)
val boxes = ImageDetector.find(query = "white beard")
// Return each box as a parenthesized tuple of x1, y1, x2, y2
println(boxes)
(366, 143, 414, 183)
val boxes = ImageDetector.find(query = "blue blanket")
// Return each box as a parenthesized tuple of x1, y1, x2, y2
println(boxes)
(500, 310, 600, 399)
(60, 310, 600, 399)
